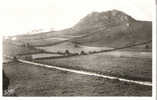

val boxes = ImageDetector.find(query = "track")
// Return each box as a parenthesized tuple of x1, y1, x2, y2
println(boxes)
(4, 55, 152, 87)
(18, 59, 152, 86)
(3, 39, 152, 87)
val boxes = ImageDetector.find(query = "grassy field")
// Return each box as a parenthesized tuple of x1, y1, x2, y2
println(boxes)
(20, 37, 67, 47)
(3, 62, 151, 96)
(32, 53, 62, 59)
(36, 42, 112, 53)
(3, 40, 42, 57)
(35, 53, 152, 82)
(3, 35, 152, 96)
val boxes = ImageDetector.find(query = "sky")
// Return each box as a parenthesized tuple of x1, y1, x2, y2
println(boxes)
(0, 0, 154, 36)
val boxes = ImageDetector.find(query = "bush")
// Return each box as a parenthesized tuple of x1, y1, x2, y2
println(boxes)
(65, 50, 70, 54)
(80, 51, 87, 55)
(145, 45, 149, 49)
(64, 50, 71, 56)
(57, 51, 62, 54)
(75, 53, 79, 55)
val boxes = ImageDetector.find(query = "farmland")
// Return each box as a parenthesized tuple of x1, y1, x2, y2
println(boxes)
(36, 42, 112, 53)
(35, 52, 152, 82)
(2, 9, 153, 96)
(3, 35, 152, 96)
(3, 62, 152, 96)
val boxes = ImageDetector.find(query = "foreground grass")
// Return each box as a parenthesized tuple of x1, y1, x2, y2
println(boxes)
(3, 62, 151, 96)
(35, 53, 152, 82)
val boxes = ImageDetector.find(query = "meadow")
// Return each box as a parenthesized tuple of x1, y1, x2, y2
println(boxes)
(3, 62, 151, 96)
(35, 52, 152, 82)
(3, 36, 152, 96)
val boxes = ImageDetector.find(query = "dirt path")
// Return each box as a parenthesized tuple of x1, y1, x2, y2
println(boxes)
(17, 59, 152, 86)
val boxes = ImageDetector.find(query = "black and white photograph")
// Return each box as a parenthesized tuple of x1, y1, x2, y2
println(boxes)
(1, 0, 156, 99)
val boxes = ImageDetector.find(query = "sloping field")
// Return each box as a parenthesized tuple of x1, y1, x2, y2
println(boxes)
(36, 42, 112, 53)
(3, 40, 41, 57)
(32, 53, 62, 59)
(21, 38, 68, 47)
(35, 52, 152, 82)
(3, 62, 151, 96)
(99, 51, 152, 58)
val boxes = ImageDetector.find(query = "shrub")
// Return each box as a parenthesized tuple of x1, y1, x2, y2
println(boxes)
(65, 50, 70, 54)
(145, 45, 149, 49)
(80, 51, 87, 55)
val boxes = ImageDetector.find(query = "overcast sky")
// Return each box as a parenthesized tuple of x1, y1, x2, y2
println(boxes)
(0, 0, 154, 36)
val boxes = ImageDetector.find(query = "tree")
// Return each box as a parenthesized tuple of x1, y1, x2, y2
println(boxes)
(145, 44, 149, 49)
(65, 50, 70, 56)
(80, 51, 86, 55)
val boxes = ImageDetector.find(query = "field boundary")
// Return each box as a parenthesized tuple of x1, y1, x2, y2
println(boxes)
(16, 58, 152, 87)
(4, 55, 152, 86)
(33, 40, 152, 60)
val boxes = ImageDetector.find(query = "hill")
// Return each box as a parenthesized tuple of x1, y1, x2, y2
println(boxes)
(69, 10, 152, 48)
(8, 10, 152, 49)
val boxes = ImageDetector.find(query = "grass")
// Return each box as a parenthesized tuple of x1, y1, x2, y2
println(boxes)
(3, 62, 151, 96)
(3, 35, 152, 96)
(3, 40, 41, 57)
(35, 53, 152, 82)
(23, 38, 67, 47)
(32, 53, 62, 59)
(35, 42, 112, 53)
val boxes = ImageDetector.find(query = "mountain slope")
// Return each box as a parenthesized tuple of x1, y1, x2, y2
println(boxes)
(9, 10, 152, 49)
(69, 10, 152, 48)
(71, 21, 152, 47)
